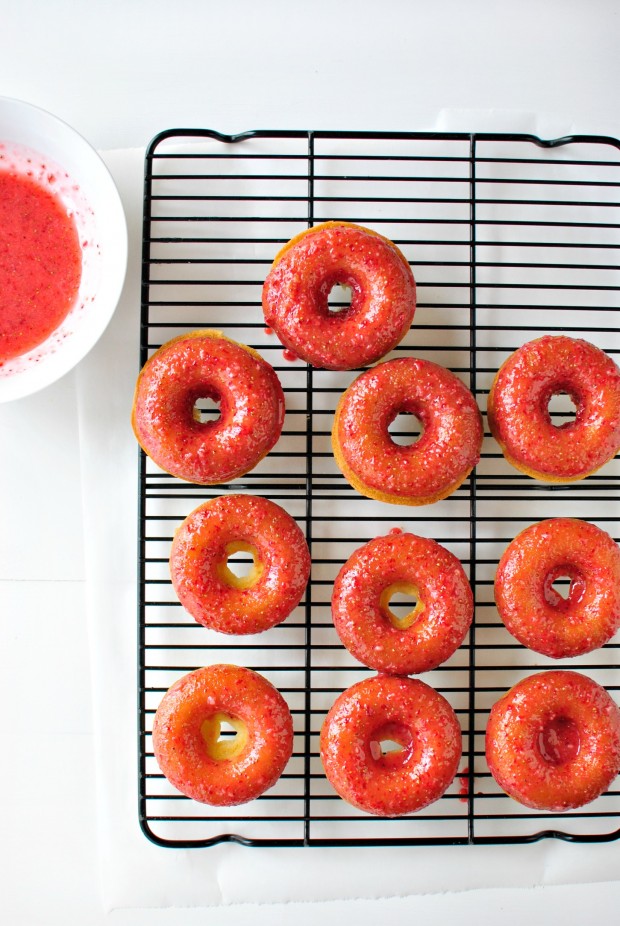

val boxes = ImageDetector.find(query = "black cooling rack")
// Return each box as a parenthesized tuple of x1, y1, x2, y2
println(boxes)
(138, 129, 620, 848)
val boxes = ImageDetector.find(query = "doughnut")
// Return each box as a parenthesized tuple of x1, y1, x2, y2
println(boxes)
(331, 531, 473, 674)
(320, 675, 462, 816)
(486, 670, 620, 811)
(495, 518, 620, 659)
(262, 221, 416, 370)
(131, 330, 285, 484)
(488, 335, 620, 482)
(152, 664, 294, 806)
(170, 494, 310, 635)
(332, 357, 483, 505)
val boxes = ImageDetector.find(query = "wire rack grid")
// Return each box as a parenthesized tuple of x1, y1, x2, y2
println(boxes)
(138, 129, 620, 848)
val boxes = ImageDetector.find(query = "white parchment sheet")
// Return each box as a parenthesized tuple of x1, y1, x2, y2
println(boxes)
(77, 124, 620, 908)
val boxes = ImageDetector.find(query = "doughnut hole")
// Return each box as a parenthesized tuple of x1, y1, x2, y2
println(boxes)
(368, 721, 414, 769)
(546, 389, 579, 429)
(327, 282, 353, 314)
(537, 715, 581, 766)
(201, 711, 249, 761)
(192, 389, 222, 424)
(543, 564, 586, 612)
(379, 581, 424, 630)
(388, 410, 424, 446)
(216, 541, 264, 589)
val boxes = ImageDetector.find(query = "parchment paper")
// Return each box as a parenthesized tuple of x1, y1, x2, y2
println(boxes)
(76, 124, 620, 909)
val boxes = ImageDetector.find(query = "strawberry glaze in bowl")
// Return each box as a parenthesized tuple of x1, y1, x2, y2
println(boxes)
(0, 96, 127, 402)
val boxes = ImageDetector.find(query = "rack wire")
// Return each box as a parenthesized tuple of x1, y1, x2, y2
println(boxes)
(139, 130, 620, 848)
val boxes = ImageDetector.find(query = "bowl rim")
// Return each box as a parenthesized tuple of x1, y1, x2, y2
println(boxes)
(0, 95, 128, 403)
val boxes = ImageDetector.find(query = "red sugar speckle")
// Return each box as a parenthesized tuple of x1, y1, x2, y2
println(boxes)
(458, 766, 470, 803)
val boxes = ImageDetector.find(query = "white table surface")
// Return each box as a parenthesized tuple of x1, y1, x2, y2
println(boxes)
(2, 1, 620, 922)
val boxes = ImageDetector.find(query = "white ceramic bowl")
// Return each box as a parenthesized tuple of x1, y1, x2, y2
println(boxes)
(0, 96, 127, 401)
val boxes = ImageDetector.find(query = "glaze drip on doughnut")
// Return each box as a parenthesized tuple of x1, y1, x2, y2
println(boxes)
(152, 664, 294, 806)
(131, 330, 285, 485)
(486, 670, 620, 811)
(332, 357, 483, 505)
(332, 531, 473, 675)
(488, 335, 620, 482)
(320, 675, 462, 816)
(262, 222, 416, 370)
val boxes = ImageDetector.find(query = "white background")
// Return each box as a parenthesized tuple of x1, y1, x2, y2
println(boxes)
(1, 0, 620, 922)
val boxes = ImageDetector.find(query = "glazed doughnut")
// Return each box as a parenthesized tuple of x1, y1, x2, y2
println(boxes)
(262, 221, 416, 370)
(486, 670, 620, 811)
(152, 664, 294, 806)
(131, 330, 285, 484)
(320, 675, 462, 816)
(170, 494, 310, 635)
(332, 357, 483, 505)
(488, 335, 620, 482)
(495, 518, 620, 659)
(332, 531, 473, 674)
